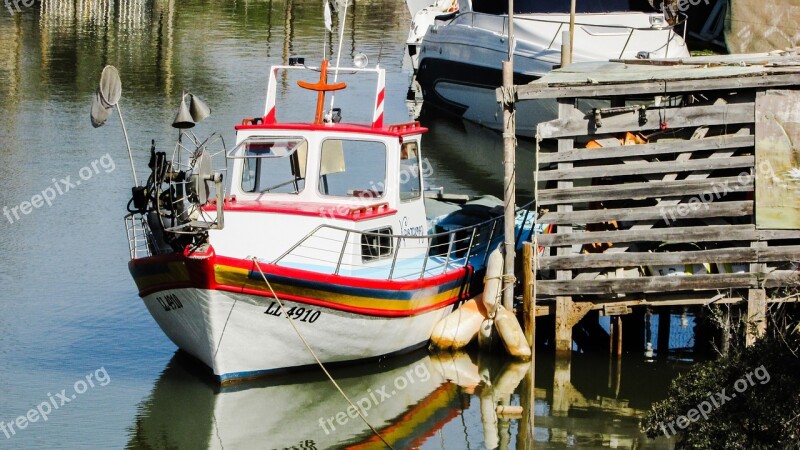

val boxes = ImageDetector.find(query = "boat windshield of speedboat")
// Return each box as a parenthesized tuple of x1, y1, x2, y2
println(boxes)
(471, 0, 657, 14)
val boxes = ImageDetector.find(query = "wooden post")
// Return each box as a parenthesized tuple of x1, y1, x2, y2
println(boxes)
(501, 62, 516, 312)
(747, 240, 768, 346)
(554, 97, 576, 355)
(560, 30, 570, 68)
(517, 367, 532, 450)
(569, 0, 576, 64)
(555, 296, 573, 355)
(522, 242, 535, 347)
(746, 288, 767, 346)
(520, 243, 535, 450)
(615, 315, 623, 358)
(657, 308, 670, 358)
(609, 315, 615, 357)
(552, 353, 572, 415)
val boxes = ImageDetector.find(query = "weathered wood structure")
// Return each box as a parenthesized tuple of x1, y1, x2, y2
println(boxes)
(512, 51, 800, 352)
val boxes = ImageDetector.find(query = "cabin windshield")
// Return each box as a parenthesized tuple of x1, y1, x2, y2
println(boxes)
(400, 142, 422, 202)
(318, 138, 387, 199)
(471, 0, 654, 14)
(228, 137, 308, 194)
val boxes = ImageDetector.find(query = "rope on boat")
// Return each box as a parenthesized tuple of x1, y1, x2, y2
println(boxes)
(214, 296, 239, 359)
(251, 258, 396, 450)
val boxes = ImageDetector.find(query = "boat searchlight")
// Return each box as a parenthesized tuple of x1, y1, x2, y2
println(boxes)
(353, 52, 369, 68)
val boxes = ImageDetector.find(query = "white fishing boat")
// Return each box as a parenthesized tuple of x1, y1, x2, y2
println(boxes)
(93, 34, 536, 381)
(409, 0, 691, 136)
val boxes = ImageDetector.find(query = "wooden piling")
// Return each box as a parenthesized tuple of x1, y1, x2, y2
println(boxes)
(520, 242, 535, 450)
(746, 288, 767, 346)
(657, 309, 671, 358)
(522, 242, 535, 347)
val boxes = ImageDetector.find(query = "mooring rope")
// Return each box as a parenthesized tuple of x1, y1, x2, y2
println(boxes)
(250, 258, 395, 450)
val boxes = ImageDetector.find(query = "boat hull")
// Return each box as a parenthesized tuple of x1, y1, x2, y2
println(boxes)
(141, 287, 454, 382)
(130, 252, 470, 382)
(415, 57, 546, 137)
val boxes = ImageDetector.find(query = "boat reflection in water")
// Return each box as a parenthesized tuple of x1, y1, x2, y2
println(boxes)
(128, 348, 679, 449)
(127, 350, 463, 449)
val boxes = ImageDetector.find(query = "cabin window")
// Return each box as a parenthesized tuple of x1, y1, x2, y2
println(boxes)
(229, 137, 308, 194)
(318, 139, 387, 199)
(400, 142, 422, 202)
(361, 227, 393, 262)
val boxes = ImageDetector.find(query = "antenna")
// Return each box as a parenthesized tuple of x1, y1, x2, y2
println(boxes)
(329, 0, 349, 114)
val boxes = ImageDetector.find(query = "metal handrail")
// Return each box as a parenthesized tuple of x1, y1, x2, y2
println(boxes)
(272, 200, 536, 279)
(453, 11, 686, 58)
(274, 200, 535, 261)
(124, 213, 152, 260)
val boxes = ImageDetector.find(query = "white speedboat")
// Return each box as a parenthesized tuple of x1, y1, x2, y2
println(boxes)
(410, 0, 690, 136)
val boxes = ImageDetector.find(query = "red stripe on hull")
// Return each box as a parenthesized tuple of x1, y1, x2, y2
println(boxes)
(130, 252, 473, 317)
(215, 284, 461, 317)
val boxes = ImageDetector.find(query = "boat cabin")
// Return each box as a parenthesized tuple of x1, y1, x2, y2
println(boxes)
(208, 62, 432, 275)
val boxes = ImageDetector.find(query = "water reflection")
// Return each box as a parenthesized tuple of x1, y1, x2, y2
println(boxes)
(127, 351, 463, 449)
(128, 349, 680, 449)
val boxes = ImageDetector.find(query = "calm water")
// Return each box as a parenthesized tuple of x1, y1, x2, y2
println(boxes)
(1, 1, 683, 448)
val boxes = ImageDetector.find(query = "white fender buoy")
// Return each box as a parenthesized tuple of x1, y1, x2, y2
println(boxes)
(494, 360, 531, 397)
(478, 318, 496, 350)
(482, 248, 503, 317)
(495, 404, 524, 419)
(430, 351, 481, 393)
(494, 305, 532, 359)
(430, 298, 485, 349)
(479, 384, 499, 450)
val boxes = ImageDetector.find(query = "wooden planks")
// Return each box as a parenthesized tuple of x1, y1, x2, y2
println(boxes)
(529, 70, 800, 312)
(537, 225, 800, 246)
(537, 176, 753, 205)
(538, 201, 753, 224)
(754, 90, 800, 229)
(538, 273, 758, 295)
(537, 155, 754, 181)
(538, 134, 755, 164)
(536, 225, 756, 247)
(538, 271, 800, 295)
(515, 72, 800, 101)
(540, 245, 800, 270)
(537, 103, 755, 139)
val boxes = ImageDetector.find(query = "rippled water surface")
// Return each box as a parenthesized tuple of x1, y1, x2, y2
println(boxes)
(0, 1, 684, 448)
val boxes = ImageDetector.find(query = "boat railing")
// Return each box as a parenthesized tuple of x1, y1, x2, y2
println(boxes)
(273, 201, 536, 280)
(125, 213, 152, 260)
(451, 11, 687, 59)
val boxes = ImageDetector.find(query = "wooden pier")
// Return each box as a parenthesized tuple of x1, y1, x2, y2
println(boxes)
(509, 51, 800, 353)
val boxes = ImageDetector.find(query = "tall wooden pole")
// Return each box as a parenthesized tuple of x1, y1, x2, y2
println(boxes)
(502, 0, 516, 311)
(569, 0, 576, 64)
